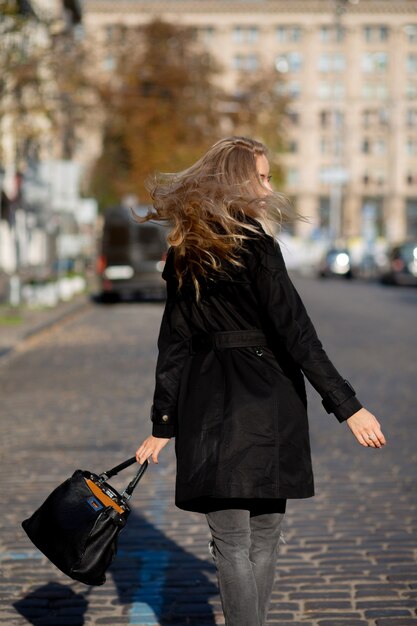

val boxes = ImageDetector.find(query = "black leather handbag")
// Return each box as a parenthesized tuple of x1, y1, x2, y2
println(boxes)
(22, 456, 148, 586)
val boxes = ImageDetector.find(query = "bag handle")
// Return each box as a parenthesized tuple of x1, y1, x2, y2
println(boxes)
(98, 456, 149, 500)
(100, 456, 140, 480)
(122, 459, 149, 500)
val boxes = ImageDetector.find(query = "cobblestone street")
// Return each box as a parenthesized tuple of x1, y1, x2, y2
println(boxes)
(1, 275, 416, 626)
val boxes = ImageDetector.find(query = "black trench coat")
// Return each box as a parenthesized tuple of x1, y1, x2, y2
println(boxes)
(150, 224, 363, 513)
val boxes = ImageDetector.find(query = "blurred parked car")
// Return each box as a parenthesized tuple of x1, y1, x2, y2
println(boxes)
(379, 240, 417, 286)
(96, 205, 168, 301)
(317, 247, 354, 279)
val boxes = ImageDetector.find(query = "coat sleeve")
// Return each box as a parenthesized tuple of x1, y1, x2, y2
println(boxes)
(150, 275, 191, 438)
(248, 234, 363, 423)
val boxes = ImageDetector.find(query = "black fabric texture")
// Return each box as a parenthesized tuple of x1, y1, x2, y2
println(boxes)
(150, 224, 363, 511)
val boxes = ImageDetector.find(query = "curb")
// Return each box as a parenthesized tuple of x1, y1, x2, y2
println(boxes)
(0, 296, 92, 361)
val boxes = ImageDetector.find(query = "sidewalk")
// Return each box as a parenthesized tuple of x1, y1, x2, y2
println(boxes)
(0, 294, 91, 359)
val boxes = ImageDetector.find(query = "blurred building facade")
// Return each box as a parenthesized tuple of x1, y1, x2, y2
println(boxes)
(84, 0, 417, 243)
(0, 0, 98, 302)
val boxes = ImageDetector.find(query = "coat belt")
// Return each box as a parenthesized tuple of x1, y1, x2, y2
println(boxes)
(190, 330, 267, 354)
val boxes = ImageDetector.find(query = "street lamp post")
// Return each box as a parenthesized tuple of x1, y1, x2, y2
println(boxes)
(329, 0, 359, 245)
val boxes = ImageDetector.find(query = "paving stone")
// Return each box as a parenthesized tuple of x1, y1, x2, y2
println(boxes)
(1, 280, 416, 625)
(96, 617, 128, 624)
(305, 612, 363, 619)
(317, 622, 368, 626)
(365, 610, 414, 618)
(304, 600, 352, 610)
(375, 621, 417, 626)
(356, 600, 417, 609)
(289, 591, 351, 599)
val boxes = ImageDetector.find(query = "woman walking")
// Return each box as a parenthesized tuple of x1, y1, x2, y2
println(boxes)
(135, 136, 386, 626)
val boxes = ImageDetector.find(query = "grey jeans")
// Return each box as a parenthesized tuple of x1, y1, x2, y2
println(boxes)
(205, 506, 285, 626)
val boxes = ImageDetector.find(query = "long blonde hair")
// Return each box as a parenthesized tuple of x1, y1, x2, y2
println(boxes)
(134, 136, 305, 297)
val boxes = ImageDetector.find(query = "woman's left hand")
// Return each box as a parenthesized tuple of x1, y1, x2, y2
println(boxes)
(346, 407, 387, 448)
(136, 435, 171, 464)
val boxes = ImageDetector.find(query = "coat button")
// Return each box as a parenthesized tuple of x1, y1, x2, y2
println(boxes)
(162, 415, 169, 422)
(255, 347, 263, 356)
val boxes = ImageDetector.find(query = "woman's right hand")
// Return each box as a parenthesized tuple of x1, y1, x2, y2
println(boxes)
(136, 435, 171, 464)
(346, 408, 386, 448)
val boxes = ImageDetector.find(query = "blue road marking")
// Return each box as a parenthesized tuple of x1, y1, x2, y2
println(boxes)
(0, 550, 42, 561)
(117, 548, 170, 625)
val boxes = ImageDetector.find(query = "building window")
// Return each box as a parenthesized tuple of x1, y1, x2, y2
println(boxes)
(286, 109, 300, 125)
(362, 83, 388, 100)
(362, 110, 371, 127)
(276, 81, 301, 99)
(318, 53, 346, 73)
(247, 26, 259, 43)
(406, 81, 417, 100)
(286, 168, 299, 186)
(199, 26, 215, 43)
(275, 52, 303, 73)
(318, 82, 345, 100)
(375, 83, 388, 99)
(362, 108, 389, 127)
(374, 138, 386, 155)
(363, 25, 389, 43)
(319, 110, 344, 128)
(406, 199, 417, 235)
(102, 55, 115, 71)
(362, 198, 385, 237)
(404, 24, 417, 44)
(318, 83, 331, 99)
(362, 52, 388, 73)
(378, 108, 390, 125)
(105, 25, 114, 44)
(276, 25, 302, 43)
(233, 26, 243, 44)
(320, 136, 343, 156)
(233, 54, 242, 70)
(289, 82, 302, 98)
(407, 138, 417, 155)
(362, 138, 371, 154)
(406, 108, 417, 127)
(334, 54, 346, 72)
(320, 137, 331, 155)
(288, 52, 302, 72)
(407, 53, 417, 74)
(233, 25, 259, 44)
(246, 54, 258, 71)
(232, 54, 259, 72)
(319, 25, 331, 43)
(287, 140, 298, 153)
(319, 25, 345, 43)
(320, 110, 331, 128)
(362, 169, 387, 187)
(334, 82, 345, 99)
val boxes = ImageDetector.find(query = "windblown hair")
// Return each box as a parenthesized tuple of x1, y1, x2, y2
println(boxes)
(134, 136, 306, 298)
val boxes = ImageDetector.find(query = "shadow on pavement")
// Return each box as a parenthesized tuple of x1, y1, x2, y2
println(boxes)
(13, 512, 218, 625)
(13, 582, 89, 625)
(110, 510, 218, 625)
